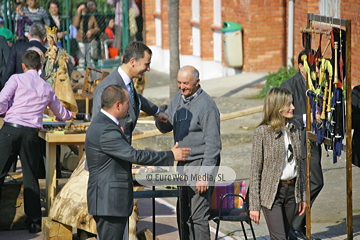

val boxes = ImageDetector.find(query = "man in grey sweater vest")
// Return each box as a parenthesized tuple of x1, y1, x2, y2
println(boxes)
(155, 65, 221, 240)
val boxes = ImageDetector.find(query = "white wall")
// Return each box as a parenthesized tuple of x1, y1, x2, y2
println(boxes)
(149, 46, 240, 81)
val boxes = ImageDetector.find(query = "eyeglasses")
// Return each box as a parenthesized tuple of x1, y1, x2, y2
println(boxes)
(287, 144, 294, 163)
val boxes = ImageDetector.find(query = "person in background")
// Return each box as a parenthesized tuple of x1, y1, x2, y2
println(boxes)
(0, 50, 75, 234)
(106, 0, 139, 52)
(281, 50, 323, 240)
(2, 23, 47, 89)
(16, 0, 50, 38)
(0, 27, 14, 87)
(103, 18, 115, 48)
(86, 0, 105, 34)
(47, 0, 66, 46)
(249, 87, 307, 239)
(0, 27, 15, 46)
(73, 2, 100, 67)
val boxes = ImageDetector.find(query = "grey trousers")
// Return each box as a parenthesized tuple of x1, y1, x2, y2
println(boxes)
(176, 159, 214, 240)
(262, 181, 296, 240)
(94, 215, 128, 240)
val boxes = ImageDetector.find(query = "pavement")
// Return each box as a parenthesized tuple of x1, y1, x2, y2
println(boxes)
(1, 69, 360, 239)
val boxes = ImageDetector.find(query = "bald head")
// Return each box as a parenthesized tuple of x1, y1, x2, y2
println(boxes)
(178, 65, 199, 82)
(177, 65, 200, 98)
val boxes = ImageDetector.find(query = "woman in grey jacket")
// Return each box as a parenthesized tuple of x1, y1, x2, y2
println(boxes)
(249, 87, 307, 239)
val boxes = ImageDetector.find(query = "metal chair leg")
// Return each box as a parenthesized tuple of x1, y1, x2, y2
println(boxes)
(215, 219, 221, 240)
(249, 221, 256, 239)
(240, 221, 248, 240)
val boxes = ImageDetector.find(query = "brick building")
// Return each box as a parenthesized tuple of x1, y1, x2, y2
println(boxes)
(142, 0, 359, 85)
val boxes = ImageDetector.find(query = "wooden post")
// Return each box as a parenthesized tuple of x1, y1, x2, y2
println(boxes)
(345, 19, 353, 240)
(305, 14, 312, 238)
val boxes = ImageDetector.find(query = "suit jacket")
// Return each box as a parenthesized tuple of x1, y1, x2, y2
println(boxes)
(86, 111, 174, 217)
(2, 40, 47, 88)
(249, 119, 306, 211)
(352, 85, 360, 167)
(92, 70, 158, 143)
(0, 36, 10, 89)
(281, 72, 307, 159)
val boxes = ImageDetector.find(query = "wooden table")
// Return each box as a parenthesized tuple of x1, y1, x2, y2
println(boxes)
(38, 131, 86, 213)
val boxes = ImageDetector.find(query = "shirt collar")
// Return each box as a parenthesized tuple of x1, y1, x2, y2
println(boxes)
(101, 109, 119, 125)
(29, 39, 41, 43)
(118, 66, 132, 86)
(182, 86, 203, 103)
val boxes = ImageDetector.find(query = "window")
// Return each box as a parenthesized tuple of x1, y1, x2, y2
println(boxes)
(214, 0, 221, 25)
(319, 0, 340, 18)
(192, 0, 200, 22)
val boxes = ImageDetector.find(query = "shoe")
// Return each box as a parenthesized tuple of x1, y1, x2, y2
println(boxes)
(29, 222, 42, 233)
(289, 229, 307, 240)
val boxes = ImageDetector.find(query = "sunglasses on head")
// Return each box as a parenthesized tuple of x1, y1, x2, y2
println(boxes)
(288, 144, 294, 163)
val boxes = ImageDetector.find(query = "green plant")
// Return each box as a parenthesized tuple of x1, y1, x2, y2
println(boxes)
(257, 66, 298, 98)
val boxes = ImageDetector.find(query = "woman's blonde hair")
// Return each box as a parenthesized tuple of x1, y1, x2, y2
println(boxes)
(259, 87, 293, 132)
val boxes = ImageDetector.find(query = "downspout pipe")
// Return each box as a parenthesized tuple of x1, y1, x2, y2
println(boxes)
(287, 0, 294, 67)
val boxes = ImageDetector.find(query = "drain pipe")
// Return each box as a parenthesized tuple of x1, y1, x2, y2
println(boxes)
(287, 0, 294, 67)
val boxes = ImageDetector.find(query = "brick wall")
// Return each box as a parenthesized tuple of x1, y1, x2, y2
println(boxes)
(143, 0, 359, 85)
(143, 0, 156, 46)
(200, 0, 214, 60)
(340, 1, 360, 86)
(161, 0, 169, 49)
(222, 0, 287, 72)
(179, 0, 192, 56)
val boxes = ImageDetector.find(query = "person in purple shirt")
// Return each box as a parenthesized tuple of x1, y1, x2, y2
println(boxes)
(0, 50, 76, 233)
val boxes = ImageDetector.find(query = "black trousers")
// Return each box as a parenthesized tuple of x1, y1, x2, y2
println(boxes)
(94, 215, 128, 240)
(0, 124, 42, 224)
(292, 141, 323, 232)
(262, 181, 296, 240)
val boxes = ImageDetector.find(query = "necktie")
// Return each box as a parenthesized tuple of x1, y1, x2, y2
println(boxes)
(129, 81, 138, 113)
(118, 123, 124, 132)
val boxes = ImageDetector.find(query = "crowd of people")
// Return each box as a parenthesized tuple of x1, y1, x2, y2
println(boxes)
(0, 0, 143, 68)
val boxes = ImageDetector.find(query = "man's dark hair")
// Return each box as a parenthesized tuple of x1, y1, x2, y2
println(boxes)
(298, 49, 307, 66)
(22, 50, 41, 70)
(29, 23, 46, 40)
(122, 41, 152, 64)
(101, 85, 127, 109)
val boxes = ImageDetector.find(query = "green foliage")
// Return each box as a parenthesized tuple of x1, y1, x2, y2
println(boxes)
(257, 66, 298, 98)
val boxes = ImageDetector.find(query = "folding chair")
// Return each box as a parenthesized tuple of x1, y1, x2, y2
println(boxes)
(210, 184, 256, 240)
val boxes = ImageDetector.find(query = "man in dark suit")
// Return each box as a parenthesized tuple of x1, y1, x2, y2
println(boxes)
(92, 41, 169, 144)
(281, 50, 323, 240)
(0, 36, 10, 88)
(86, 85, 190, 239)
(1, 23, 47, 89)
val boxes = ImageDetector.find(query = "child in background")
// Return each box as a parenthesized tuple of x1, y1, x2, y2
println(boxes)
(103, 18, 115, 48)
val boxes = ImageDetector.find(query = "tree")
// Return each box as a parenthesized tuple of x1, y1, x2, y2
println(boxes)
(168, 0, 180, 97)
